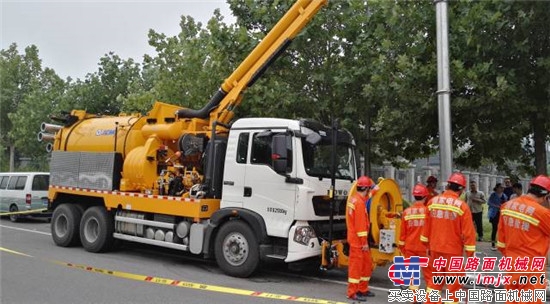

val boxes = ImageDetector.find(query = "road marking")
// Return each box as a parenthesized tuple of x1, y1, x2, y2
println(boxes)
(1, 245, 347, 304)
(57, 261, 349, 303)
(0, 247, 34, 257)
(0, 208, 48, 215)
(0, 224, 51, 236)
(269, 269, 392, 293)
(0, 222, 393, 295)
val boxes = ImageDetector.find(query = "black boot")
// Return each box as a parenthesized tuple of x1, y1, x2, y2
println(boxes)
(358, 291, 375, 297)
(347, 293, 367, 302)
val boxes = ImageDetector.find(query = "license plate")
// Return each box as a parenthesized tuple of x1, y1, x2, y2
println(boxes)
(42, 198, 49, 207)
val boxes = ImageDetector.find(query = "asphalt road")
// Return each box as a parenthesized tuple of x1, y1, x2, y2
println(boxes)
(0, 217, 396, 304)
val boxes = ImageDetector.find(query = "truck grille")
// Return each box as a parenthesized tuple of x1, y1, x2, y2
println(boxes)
(311, 196, 346, 216)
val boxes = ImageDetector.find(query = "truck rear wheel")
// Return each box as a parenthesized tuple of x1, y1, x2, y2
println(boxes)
(51, 204, 83, 247)
(80, 206, 114, 253)
(214, 220, 259, 277)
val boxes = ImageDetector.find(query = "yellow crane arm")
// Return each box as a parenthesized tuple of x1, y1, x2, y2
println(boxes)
(175, 0, 327, 125)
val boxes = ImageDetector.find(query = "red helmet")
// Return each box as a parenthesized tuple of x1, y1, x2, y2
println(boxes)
(447, 172, 466, 188)
(412, 184, 429, 197)
(427, 175, 438, 183)
(530, 175, 550, 194)
(357, 176, 373, 189)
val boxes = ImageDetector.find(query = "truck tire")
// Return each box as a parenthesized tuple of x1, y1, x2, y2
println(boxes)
(51, 204, 83, 247)
(9, 205, 19, 222)
(80, 206, 114, 253)
(214, 220, 260, 278)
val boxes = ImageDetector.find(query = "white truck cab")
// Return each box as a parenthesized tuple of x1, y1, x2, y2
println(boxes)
(221, 118, 357, 263)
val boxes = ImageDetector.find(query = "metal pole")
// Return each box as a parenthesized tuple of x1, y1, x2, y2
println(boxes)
(329, 115, 338, 248)
(435, 0, 453, 188)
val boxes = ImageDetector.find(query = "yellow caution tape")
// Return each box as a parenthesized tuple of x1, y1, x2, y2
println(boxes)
(1, 246, 346, 304)
(0, 208, 49, 216)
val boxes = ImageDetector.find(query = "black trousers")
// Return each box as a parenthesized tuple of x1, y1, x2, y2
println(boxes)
(490, 211, 500, 245)
(472, 212, 483, 239)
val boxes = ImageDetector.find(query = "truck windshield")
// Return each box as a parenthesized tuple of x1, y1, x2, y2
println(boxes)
(302, 138, 355, 180)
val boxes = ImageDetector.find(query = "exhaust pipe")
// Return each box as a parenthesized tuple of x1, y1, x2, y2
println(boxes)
(41, 122, 63, 133)
(38, 132, 55, 142)
(45, 143, 53, 153)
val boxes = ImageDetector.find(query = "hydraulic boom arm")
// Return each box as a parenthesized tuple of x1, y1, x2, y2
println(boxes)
(176, 0, 327, 126)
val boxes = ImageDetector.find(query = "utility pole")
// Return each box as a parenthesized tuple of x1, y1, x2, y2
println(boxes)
(435, 0, 453, 188)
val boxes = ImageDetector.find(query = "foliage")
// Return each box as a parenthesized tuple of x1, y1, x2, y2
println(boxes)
(9, 66, 65, 158)
(121, 10, 243, 113)
(228, 0, 391, 170)
(0, 44, 65, 170)
(1, 0, 548, 176)
(57, 52, 142, 115)
(449, 1, 550, 175)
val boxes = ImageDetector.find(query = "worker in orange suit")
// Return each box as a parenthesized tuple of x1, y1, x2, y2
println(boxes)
(497, 175, 550, 304)
(346, 176, 375, 302)
(399, 184, 432, 300)
(420, 172, 476, 303)
(426, 175, 439, 203)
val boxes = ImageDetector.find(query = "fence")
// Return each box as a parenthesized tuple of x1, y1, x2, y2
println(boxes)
(369, 164, 531, 203)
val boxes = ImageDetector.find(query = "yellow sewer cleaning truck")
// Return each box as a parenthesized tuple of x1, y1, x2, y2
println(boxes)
(39, 0, 403, 277)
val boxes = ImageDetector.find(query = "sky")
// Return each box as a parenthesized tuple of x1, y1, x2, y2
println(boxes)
(1, 0, 235, 80)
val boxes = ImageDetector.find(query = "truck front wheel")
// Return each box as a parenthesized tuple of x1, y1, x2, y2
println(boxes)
(80, 206, 114, 253)
(214, 220, 260, 278)
(51, 204, 83, 247)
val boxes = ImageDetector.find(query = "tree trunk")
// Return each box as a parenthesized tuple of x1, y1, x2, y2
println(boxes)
(533, 120, 548, 175)
(9, 145, 15, 171)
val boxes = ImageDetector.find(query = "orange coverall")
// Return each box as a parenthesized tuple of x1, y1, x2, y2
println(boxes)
(399, 201, 431, 290)
(346, 191, 373, 298)
(497, 195, 550, 304)
(420, 190, 476, 303)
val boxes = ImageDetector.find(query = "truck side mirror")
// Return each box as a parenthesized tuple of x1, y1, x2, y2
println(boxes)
(272, 134, 288, 174)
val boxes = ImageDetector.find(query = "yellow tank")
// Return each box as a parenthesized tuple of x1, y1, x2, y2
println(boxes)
(49, 102, 212, 193)
(54, 114, 147, 157)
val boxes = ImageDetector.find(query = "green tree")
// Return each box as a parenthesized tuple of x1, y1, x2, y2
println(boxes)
(0, 44, 63, 171)
(57, 52, 142, 115)
(353, 0, 438, 167)
(342, 0, 549, 175)
(450, 1, 549, 175)
(127, 11, 241, 113)
(9, 66, 65, 170)
(227, 1, 368, 121)
(228, 0, 431, 170)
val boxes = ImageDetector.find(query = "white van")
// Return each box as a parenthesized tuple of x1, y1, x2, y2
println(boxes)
(0, 172, 50, 222)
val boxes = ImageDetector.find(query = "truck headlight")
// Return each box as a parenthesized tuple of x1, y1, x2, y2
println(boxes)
(293, 226, 316, 246)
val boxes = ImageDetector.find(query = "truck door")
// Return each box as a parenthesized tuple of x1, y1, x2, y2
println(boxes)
(221, 132, 249, 208)
(243, 131, 296, 238)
